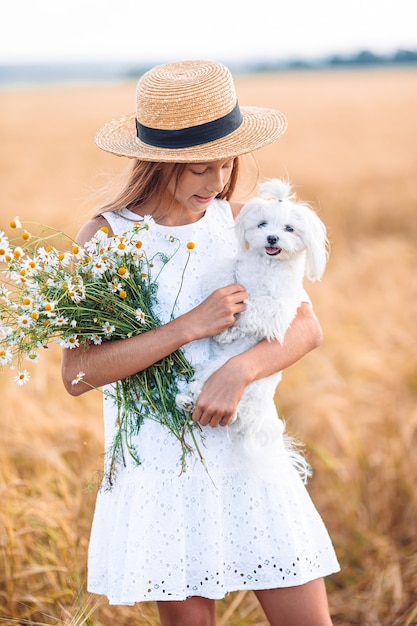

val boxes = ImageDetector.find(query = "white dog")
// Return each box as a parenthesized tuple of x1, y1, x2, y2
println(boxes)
(176, 179, 328, 471)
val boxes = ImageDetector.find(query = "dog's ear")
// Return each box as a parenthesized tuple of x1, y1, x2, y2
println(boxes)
(234, 198, 258, 253)
(294, 204, 329, 281)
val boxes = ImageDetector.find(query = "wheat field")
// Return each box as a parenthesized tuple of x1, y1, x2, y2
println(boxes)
(1, 66, 417, 625)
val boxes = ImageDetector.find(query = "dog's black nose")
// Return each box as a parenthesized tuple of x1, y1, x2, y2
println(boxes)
(267, 235, 279, 246)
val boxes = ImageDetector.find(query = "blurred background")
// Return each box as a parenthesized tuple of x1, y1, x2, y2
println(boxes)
(1, 2, 417, 625)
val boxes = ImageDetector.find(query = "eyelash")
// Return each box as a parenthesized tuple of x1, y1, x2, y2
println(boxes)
(191, 164, 233, 176)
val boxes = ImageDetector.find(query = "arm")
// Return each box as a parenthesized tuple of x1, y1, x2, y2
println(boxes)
(62, 217, 248, 396)
(192, 302, 322, 427)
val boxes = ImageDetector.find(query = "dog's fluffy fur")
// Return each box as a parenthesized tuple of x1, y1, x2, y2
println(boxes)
(176, 179, 328, 478)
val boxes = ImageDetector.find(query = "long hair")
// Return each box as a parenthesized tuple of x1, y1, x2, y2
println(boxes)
(95, 158, 240, 216)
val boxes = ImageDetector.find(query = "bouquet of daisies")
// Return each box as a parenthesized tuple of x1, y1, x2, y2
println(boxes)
(0, 216, 200, 488)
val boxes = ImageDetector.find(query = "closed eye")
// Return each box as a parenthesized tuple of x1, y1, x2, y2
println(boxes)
(284, 225, 294, 232)
(258, 221, 267, 228)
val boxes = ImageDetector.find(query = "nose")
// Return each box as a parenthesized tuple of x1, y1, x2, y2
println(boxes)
(206, 169, 226, 194)
(267, 235, 279, 246)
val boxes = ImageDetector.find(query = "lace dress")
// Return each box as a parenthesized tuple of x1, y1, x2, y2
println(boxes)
(87, 199, 340, 605)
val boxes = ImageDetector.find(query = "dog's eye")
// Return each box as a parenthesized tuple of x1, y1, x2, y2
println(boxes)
(284, 225, 294, 232)
(257, 221, 267, 228)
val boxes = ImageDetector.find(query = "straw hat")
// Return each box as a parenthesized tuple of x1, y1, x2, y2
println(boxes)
(95, 60, 287, 162)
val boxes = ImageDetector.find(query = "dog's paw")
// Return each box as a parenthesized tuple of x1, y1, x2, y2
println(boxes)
(175, 380, 204, 412)
(175, 393, 195, 412)
(214, 326, 243, 344)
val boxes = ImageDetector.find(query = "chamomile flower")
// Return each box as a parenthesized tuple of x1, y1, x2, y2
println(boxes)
(85, 229, 109, 254)
(135, 309, 146, 324)
(9, 216, 22, 229)
(71, 371, 85, 385)
(0, 325, 13, 339)
(117, 266, 129, 278)
(142, 215, 153, 228)
(25, 352, 40, 364)
(12, 246, 24, 260)
(21, 258, 40, 276)
(102, 322, 116, 336)
(89, 334, 103, 345)
(0, 348, 13, 365)
(110, 278, 123, 293)
(112, 235, 132, 257)
(17, 314, 35, 328)
(14, 369, 30, 386)
(53, 316, 69, 326)
(92, 260, 109, 276)
(60, 335, 80, 349)
(0, 235, 12, 262)
(0, 285, 12, 303)
(42, 301, 56, 315)
(66, 281, 86, 303)
(57, 251, 72, 266)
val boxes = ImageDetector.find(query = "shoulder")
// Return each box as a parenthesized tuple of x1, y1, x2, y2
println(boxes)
(76, 214, 112, 245)
(230, 201, 244, 219)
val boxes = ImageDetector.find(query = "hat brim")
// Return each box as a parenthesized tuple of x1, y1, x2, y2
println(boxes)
(94, 106, 287, 162)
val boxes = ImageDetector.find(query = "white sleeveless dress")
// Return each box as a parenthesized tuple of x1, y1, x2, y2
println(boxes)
(87, 199, 340, 605)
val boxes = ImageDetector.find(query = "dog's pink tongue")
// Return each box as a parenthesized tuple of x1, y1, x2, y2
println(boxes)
(265, 247, 281, 256)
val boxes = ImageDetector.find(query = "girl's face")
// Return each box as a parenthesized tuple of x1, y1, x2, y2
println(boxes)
(166, 158, 234, 219)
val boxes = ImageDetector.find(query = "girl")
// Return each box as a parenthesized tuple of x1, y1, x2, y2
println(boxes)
(62, 60, 339, 626)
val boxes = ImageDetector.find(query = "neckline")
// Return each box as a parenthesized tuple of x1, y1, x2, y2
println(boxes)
(118, 203, 213, 229)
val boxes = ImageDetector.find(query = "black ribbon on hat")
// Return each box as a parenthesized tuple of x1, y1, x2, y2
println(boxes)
(135, 101, 243, 149)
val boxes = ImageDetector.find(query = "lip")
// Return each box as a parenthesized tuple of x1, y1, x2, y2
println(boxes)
(194, 194, 215, 204)
(265, 246, 282, 256)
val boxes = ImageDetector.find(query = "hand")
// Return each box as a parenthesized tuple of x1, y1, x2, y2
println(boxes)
(184, 284, 248, 341)
(192, 357, 248, 427)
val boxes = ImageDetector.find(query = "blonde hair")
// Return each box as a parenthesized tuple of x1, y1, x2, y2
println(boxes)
(95, 158, 240, 216)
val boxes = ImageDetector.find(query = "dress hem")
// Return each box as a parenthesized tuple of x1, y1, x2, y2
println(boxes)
(88, 565, 341, 606)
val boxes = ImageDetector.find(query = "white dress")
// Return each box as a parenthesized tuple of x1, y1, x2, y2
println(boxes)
(87, 199, 340, 605)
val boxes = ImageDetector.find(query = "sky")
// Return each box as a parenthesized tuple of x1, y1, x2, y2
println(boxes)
(1, 0, 416, 66)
